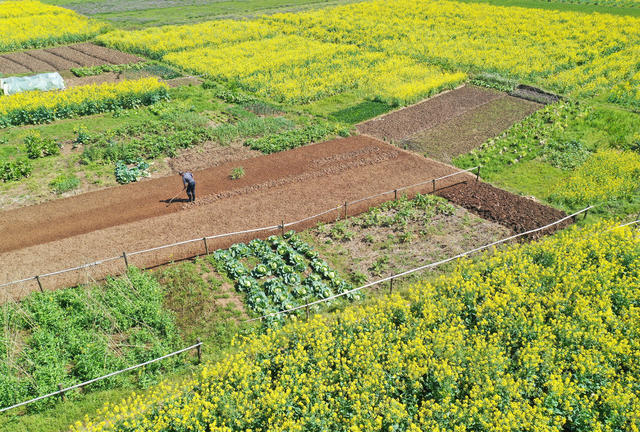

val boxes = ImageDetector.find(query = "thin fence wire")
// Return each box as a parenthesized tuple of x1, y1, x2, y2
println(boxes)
(0, 342, 202, 414)
(0, 167, 478, 291)
(246, 206, 594, 322)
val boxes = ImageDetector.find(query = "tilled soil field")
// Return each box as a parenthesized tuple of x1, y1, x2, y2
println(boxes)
(0, 136, 470, 299)
(402, 96, 541, 163)
(436, 180, 570, 237)
(357, 85, 503, 141)
(0, 43, 143, 75)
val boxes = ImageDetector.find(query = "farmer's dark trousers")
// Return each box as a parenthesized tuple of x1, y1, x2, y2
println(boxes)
(186, 181, 196, 202)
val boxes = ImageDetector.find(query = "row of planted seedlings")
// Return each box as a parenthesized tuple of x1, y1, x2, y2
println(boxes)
(210, 232, 360, 325)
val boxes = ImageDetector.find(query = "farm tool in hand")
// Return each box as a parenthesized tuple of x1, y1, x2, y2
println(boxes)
(166, 188, 184, 206)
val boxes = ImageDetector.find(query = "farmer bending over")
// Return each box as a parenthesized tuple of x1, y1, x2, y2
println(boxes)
(179, 171, 196, 202)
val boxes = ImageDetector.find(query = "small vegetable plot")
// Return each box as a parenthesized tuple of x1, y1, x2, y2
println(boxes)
(210, 233, 358, 320)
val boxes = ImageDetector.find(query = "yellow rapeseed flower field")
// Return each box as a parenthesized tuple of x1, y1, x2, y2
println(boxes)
(72, 222, 640, 432)
(97, 0, 640, 107)
(0, 78, 169, 127)
(0, 0, 107, 52)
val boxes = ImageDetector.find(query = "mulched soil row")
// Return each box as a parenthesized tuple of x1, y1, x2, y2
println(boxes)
(0, 43, 143, 75)
(436, 180, 571, 238)
(402, 96, 541, 163)
(356, 85, 503, 141)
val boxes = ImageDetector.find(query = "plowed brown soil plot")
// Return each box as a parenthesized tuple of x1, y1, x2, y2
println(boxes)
(436, 180, 570, 237)
(357, 85, 504, 141)
(402, 96, 541, 163)
(0, 136, 470, 299)
(0, 43, 143, 75)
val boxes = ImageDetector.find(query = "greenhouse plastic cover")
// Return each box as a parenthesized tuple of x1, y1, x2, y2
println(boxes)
(0, 72, 65, 96)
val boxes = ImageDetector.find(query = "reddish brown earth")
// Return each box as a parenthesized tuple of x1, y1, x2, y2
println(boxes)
(436, 180, 570, 237)
(0, 136, 471, 299)
(357, 85, 503, 141)
(0, 43, 143, 75)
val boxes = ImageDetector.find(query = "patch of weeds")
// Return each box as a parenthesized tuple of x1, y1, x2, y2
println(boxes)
(230, 167, 245, 180)
(351, 271, 367, 285)
(470, 72, 518, 92)
(330, 221, 355, 241)
(369, 256, 390, 276)
(49, 174, 80, 194)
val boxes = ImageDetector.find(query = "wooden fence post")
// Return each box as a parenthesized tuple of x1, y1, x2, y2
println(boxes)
(281, 220, 285, 237)
(122, 252, 129, 268)
(389, 278, 394, 294)
(203, 238, 209, 255)
(432, 179, 436, 193)
(196, 339, 202, 364)
(394, 189, 398, 201)
(583, 209, 589, 220)
(344, 201, 348, 220)
(35, 275, 44, 293)
(58, 384, 65, 402)
(476, 166, 481, 182)
(306, 305, 310, 321)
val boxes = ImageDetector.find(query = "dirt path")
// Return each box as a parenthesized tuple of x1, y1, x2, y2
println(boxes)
(0, 136, 468, 298)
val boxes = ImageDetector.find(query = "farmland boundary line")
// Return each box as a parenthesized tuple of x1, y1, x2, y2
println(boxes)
(0, 167, 479, 293)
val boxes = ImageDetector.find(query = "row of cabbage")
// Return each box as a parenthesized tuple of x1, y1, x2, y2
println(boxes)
(72, 221, 640, 431)
(0, 77, 169, 128)
(97, 0, 640, 108)
(0, 0, 107, 52)
(211, 233, 358, 321)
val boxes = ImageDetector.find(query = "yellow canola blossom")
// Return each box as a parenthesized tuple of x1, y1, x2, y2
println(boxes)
(97, 0, 640, 107)
(73, 222, 640, 432)
(0, 0, 106, 52)
(0, 78, 169, 127)
(165, 35, 465, 104)
(96, 19, 278, 59)
(0, 0, 65, 18)
(549, 149, 640, 206)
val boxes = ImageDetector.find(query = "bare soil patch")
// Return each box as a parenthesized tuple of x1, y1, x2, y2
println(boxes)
(401, 96, 541, 163)
(436, 180, 570, 237)
(0, 43, 143, 75)
(0, 136, 468, 298)
(356, 85, 503, 141)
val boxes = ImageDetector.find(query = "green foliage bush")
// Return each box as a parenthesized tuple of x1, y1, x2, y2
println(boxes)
(543, 140, 591, 170)
(0, 268, 182, 412)
(24, 133, 60, 159)
(245, 123, 349, 154)
(0, 158, 32, 182)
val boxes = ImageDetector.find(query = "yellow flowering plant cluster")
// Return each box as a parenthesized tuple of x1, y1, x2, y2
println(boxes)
(163, 35, 464, 105)
(0, 0, 107, 52)
(96, 19, 278, 60)
(0, 78, 169, 127)
(97, 0, 640, 107)
(609, 70, 640, 112)
(549, 149, 640, 207)
(73, 222, 640, 432)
